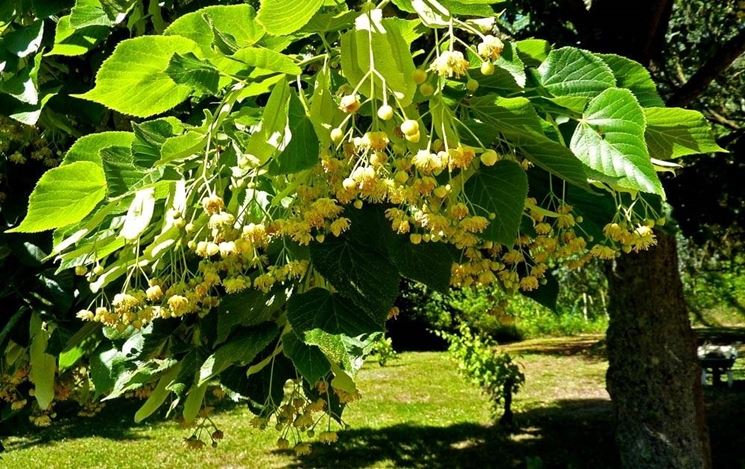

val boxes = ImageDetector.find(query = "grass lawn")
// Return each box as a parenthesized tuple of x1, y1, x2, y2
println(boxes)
(2, 336, 744, 468)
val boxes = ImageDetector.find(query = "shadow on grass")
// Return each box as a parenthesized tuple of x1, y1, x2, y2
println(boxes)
(2, 399, 243, 452)
(289, 398, 617, 469)
(505, 336, 607, 362)
(2, 401, 149, 451)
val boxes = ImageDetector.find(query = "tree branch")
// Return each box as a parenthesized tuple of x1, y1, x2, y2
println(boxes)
(706, 109, 741, 131)
(668, 28, 745, 107)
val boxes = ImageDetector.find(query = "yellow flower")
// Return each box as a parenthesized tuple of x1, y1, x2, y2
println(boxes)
(146, 285, 163, 302)
(447, 145, 475, 170)
(590, 244, 617, 260)
(201, 194, 224, 214)
(519, 275, 539, 291)
(9, 152, 26, 164)
(223, 276, 249, 294)
(412, 149, 444, 174)
(254, 273, 275, 292)
(218, 241, 237, 257)
(11, 399, 27, 410)
(330, 217, 351, 237)
(477, 35, 504, 60)
(557, 213, 575, 228)
(430, 50, 470, 78)
(502, 249, 525, 264)
(76, 309, 95, 321)
(460, 216, 489, 233)
(319, 431, 339, 444)
(242, 223, 269, 246)
(339, 94, 360, 113)
(449, 203, 470, 220)
(359, 131, 389, 151)
(294, 442, 312, 456)
(167, 295, 191, 316)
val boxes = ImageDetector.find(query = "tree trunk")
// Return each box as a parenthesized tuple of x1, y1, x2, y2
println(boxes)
(582, 1, 712, 466)
(606, 232, 710, 468)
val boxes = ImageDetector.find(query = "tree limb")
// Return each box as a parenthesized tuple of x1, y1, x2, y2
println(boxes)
(706, 109, 741, 131)
(668, 28, 745, 107)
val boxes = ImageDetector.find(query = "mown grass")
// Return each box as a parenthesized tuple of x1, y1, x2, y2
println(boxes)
(2, 337, 744, 468)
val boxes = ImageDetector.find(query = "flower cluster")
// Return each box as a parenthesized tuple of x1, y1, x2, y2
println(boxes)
(249, 378, 345, 455)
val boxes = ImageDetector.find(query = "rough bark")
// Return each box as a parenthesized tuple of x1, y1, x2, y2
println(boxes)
(606, 232, 710, 468)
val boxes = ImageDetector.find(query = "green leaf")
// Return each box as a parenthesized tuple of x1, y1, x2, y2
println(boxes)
(468, 95, 543, 134)
(231, 47, 301, 75)
(302, 10, 358, 33)
(58, 346, 85, 372)
(246, 77, 291, 162)
(570, 88, 663, 195)
(3, 20, 44, 57)
(464, 160, 528, 245)
(0, 309, 27, 352)
(257, 0, 323, 36)
(164, 4, 264, 52)
(63, 131, 135, 165)
(131, 117, 185, 166)
(287, 288, 385, 336)
(90, 347, 127, 393)
(644, 107, 725, 159)
(309, 65, 343, 146)
(70, 0, 135, 28)
(468, 95, 589, 189)
(0, 53, 42, 105)
(282, 332, 330, 384)
(106, 358, 176, 400)
(491, 41, 526, 88)
(1, 91, 56, 126)
(409, 0, 450, 26)
(198, 323, 279, 385)
(340, 11, 417, 107)
(100, 146, 146, 196)
(158, 131, 206, 164)
(430, 94, 460, 146)
(515, 38, 550, 67)
(245, 355, 294, 417)
(134, 363, 181, 423)
(120, 188, 156, 241)
(269, 90, 319, 174)
(216, 289, 286, 344)
(386, 234, 452, 292)
(439, 0, 499, 16)
(392, 0, 498, 17)
(48, 15, 109, 57)
(309, 212, 400, 316)
(539, 46, 615, 98)
(183, 381, 207, 423)
(522, 271, 559, 311)
(29, 313, 56, 410)
(235, 72, 286, 101)
(469, 41, 527, 94)
(165, 52, 220, 95)
(301, 329, 353, 370)
(9, 161, 107, 233)
(597, 54, 664, 107)
(75, 36, 200, 117)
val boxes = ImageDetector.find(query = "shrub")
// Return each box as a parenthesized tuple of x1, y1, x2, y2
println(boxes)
(438, 323, 524, 425)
